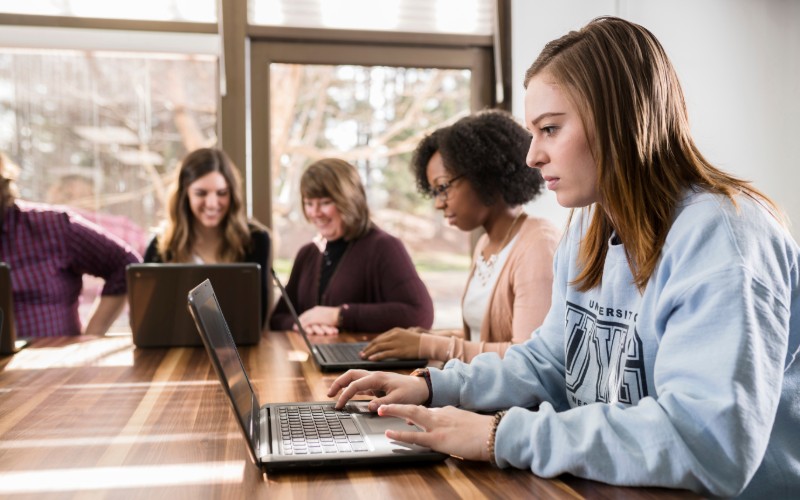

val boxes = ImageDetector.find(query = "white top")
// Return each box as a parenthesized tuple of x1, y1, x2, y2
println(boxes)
(462, 234, 519, 341)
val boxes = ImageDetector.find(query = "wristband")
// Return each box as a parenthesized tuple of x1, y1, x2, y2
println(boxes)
(410, 368, 432, 406)
(487, 410, 507, 467)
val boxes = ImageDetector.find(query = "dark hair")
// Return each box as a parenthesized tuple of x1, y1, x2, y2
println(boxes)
(411, 109, 543, 206)
(300, 158, 372, 240)
(158, 147, 252, 262)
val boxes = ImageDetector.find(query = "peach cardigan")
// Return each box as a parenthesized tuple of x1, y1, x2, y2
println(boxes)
(418, 216, 560, 362)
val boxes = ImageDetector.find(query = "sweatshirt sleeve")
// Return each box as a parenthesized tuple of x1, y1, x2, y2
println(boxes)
(428, 206, 796, 497)
(491, 266, 792, 497)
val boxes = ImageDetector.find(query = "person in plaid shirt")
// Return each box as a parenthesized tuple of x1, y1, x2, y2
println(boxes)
(0, 153, 141, 338)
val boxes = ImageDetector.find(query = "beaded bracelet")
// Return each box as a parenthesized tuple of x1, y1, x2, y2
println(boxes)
(487, 410, 507, 467)
(410, 368, 433, 406)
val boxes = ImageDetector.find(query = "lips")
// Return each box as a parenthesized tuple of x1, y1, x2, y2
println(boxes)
(543, 176, 560, 190)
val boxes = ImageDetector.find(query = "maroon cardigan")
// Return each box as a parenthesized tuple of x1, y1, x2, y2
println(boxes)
(270, 226, 433, 333)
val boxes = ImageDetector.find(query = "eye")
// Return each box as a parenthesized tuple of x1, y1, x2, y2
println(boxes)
(541, 125, 558, 136)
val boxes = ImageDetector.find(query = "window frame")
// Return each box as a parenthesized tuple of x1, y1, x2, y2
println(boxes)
(248, 38, 493, 227)
(0, 0, 507, 228)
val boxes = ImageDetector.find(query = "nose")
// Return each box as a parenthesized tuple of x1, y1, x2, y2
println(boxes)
(433, 195, 446, 210)
(206, 192, 219, 207)
(526, 135, 546, 169)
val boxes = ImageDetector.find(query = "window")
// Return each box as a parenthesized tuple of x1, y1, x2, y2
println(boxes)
(251, 40, 493, 329)
(0, 47, 217, 328)
(250, 0, 494, 35)
(269, 63, 473, 327)
(0, 0, 216, 22)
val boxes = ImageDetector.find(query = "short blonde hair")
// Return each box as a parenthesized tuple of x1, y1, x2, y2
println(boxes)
(300, 158, 371, 241)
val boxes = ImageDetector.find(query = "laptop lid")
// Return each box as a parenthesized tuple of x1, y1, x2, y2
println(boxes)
(0, 263, 26, 355)
(127, 263, 261, 348)
(187, 279, 445, 471)
(270, 269, 427, 372)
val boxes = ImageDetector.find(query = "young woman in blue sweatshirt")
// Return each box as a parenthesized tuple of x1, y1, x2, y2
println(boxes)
(327, 17, 799, 498)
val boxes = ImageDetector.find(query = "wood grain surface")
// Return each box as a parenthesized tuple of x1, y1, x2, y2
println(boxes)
(0, 332, 701, 499)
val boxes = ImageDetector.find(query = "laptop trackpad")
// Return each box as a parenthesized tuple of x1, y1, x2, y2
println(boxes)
(354, 410, 429, 453)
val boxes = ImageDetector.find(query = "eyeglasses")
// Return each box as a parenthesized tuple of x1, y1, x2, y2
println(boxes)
(428, 174, 464, 201)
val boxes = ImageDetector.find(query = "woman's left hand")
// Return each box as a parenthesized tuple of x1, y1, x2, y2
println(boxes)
(298, 306, 340, 335)
(377, 404, 494, 461)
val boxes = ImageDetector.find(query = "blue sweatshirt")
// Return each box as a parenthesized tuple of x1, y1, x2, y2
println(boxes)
(429, 190, 800, 498)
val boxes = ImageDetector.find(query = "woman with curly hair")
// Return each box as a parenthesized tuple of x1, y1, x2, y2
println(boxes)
(144, 147, 271, 326)
(361, 109, 560, 362)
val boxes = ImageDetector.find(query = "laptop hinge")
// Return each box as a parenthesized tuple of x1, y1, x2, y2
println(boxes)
(257, 407, 270, 459)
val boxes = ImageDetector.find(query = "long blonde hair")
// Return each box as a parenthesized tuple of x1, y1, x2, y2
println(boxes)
(158, 148, 252, 262)
(524, 16, 782, 292)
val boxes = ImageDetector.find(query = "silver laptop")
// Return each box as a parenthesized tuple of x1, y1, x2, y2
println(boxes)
(270, 269, 428, 372)
(0, 263, 28, 354)
(187, 279, 446, 471)
(128, 263, 261, 348)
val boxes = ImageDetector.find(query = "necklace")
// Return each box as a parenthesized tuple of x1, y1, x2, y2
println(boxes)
(475, 211, 525, 287)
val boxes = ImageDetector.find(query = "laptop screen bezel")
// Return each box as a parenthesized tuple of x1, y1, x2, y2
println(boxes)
(187, 279, 263, 464)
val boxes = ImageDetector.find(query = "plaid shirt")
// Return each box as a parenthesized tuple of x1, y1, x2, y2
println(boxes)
(0, 201, 141, 337)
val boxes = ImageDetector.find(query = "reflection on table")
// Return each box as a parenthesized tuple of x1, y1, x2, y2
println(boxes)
(0, 331, 699, 499)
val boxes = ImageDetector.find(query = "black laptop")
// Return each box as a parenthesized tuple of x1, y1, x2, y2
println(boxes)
(127, 263, 261, 347)
(270, 269, 428, 372)
(187, 279, 446, 471)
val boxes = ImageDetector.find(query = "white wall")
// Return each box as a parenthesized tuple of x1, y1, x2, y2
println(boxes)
(512, 0, 800, 240)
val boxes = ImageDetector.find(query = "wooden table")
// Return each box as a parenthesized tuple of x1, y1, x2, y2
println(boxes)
(0, 331, 699, 499)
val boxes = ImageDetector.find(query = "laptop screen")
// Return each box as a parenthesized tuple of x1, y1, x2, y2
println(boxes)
(270, 269, 316, 351)
(188, 280, 261, 459)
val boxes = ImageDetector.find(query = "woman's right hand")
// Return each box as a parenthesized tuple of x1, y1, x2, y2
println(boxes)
(327, 369, 430, 411)
(360, 328, 422, 360)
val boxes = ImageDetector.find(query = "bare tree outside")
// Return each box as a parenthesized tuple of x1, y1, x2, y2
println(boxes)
(269, 63, 472, 328)
(0, 48, 218, 329)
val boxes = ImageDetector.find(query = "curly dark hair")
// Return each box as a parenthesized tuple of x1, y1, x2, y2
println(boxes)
(412, 109, 544, 206)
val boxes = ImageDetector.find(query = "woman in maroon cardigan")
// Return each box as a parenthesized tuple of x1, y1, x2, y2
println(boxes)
(270, 158, 434, 335)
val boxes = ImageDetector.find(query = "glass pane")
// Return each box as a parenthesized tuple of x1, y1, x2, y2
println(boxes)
(270, 63, 471, 329)
(0, 48, 218, 329)
(0, 0, 217, 22)
(251, 0, 494, 36)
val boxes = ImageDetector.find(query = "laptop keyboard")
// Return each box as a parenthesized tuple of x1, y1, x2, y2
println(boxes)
(277, 405, 369, 455)
(315, 342, 367, 363)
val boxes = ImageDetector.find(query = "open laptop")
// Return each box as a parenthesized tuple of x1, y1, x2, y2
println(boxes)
(270, 269, 427, 372)
(0, 263, 28, 355)
(127, 263, 261, 348)
(187, 279, 446, 471)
